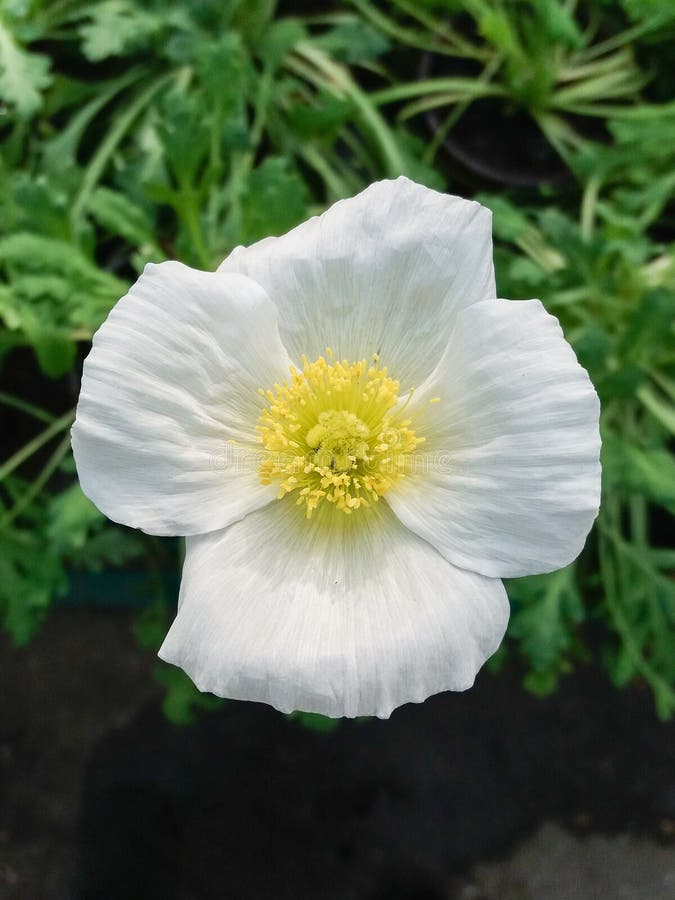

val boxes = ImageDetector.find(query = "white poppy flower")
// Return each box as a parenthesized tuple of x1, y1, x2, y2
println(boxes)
(72, 177, 601, 719)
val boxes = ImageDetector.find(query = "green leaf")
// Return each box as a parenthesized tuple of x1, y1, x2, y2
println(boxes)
(155, 663, 225, 726)
(532, 0, 583, 48)
(507, 256, 547, 287)
(473, 6, 523, 59)
(598, 364, 646, 401)
(604, 639, 637, 688)
(569, 325, 612, 381)
(620, 0, 675, 28)
(67, 527, 146, 572)
(8, 173, 72, 239)
(618, 289, 675, 361)
(241, 157, 310, 244)
(0, 530, 66, 644)
(523, 669, 561, 696)
(315, 21, 390, 65)
(602, 435, 675, 515)
(193, 31, 248, 109)
(0, 232, 127, 331)
(230, 0, 276, 40)
(0, 20, 51, 117)
(78, 0, 164, 62)
(25, 324, 76, 378)
(133, 598, 169, 651)
(46, 483, 104, 552)
(637, 384, 675, 435)
(393, 128, 447, 192)
(257, 18, 306, 68)
(41, 71, 143, 179)
(157, 87, 211, 186)
(87, 187, 155, 247)
(288, 711, 341, 733)
(507, 566, 582, 678)
(476, 194, 530, 242)
(287, 90, 354, 140)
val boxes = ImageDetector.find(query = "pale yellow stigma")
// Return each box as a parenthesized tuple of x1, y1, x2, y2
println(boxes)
(257, 353, 425, 518)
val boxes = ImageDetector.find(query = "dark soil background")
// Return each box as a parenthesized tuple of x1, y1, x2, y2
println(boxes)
(1, 609, 674, 900)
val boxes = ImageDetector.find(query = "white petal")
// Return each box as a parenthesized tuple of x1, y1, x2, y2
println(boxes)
(387, 299, 601, 578)
(158, 501, 509, 719)
(72, 261, 293, 536)
(218, 176, 495, 388)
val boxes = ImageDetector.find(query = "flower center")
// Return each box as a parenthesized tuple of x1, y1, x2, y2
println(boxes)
(257, 351, 425, 518)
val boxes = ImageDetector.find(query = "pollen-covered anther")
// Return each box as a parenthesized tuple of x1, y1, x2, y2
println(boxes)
(257, 353, 426, 518)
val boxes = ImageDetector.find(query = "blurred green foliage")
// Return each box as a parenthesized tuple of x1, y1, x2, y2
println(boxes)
(0, 0, 673, 723)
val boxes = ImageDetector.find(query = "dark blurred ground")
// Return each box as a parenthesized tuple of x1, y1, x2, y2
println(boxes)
(1, 610, 674, 900)
(0, 612, 156, 898)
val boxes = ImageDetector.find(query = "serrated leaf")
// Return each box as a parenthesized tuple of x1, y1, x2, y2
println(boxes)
(194, 31, 248, 108)
(7, 173, 73, 238)
(241, 157, 309, 244)
(508, 566, 582, 675)
(78, 0, 163, 62)
(46, 483, 104, 552)
(0, 531, 66, 644)
(87, 187, 155, 246)
(0, 232, 127, 330)
(0, 20, 51, 117)
(158, 87, 210, 186)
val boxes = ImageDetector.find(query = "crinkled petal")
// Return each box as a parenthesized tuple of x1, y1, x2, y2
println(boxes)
(158, 501, 509, 718)
(218, 176, 495, 388)
(72, 261, 293, 536)
(387, 299, 601, 578)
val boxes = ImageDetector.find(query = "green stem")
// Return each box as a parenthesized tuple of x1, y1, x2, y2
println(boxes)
(292, 44, 405, 176)
(0, 410, 74, 482)
(580, 175, 601, 241)
(423, 53, 504, 166)
(177, 192, 211, 269)
(637, 385, 675, 434)
(370, 79, 504, 106)
(71, 70, 179, 226)
(299, 146, 351, 200)
(572, 19, 664, 64)
(0, 391, 56, 424)
(598, 528, 675, 717)
(558, 47, 634, 83)
(220, 62, 276, 246)
(388, 0, 484, 58)
(348, 0, 486, 60)
(0, 432, 72, 528)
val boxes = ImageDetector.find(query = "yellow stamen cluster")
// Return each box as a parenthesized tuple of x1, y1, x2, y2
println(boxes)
(257, 351, 425, 518)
